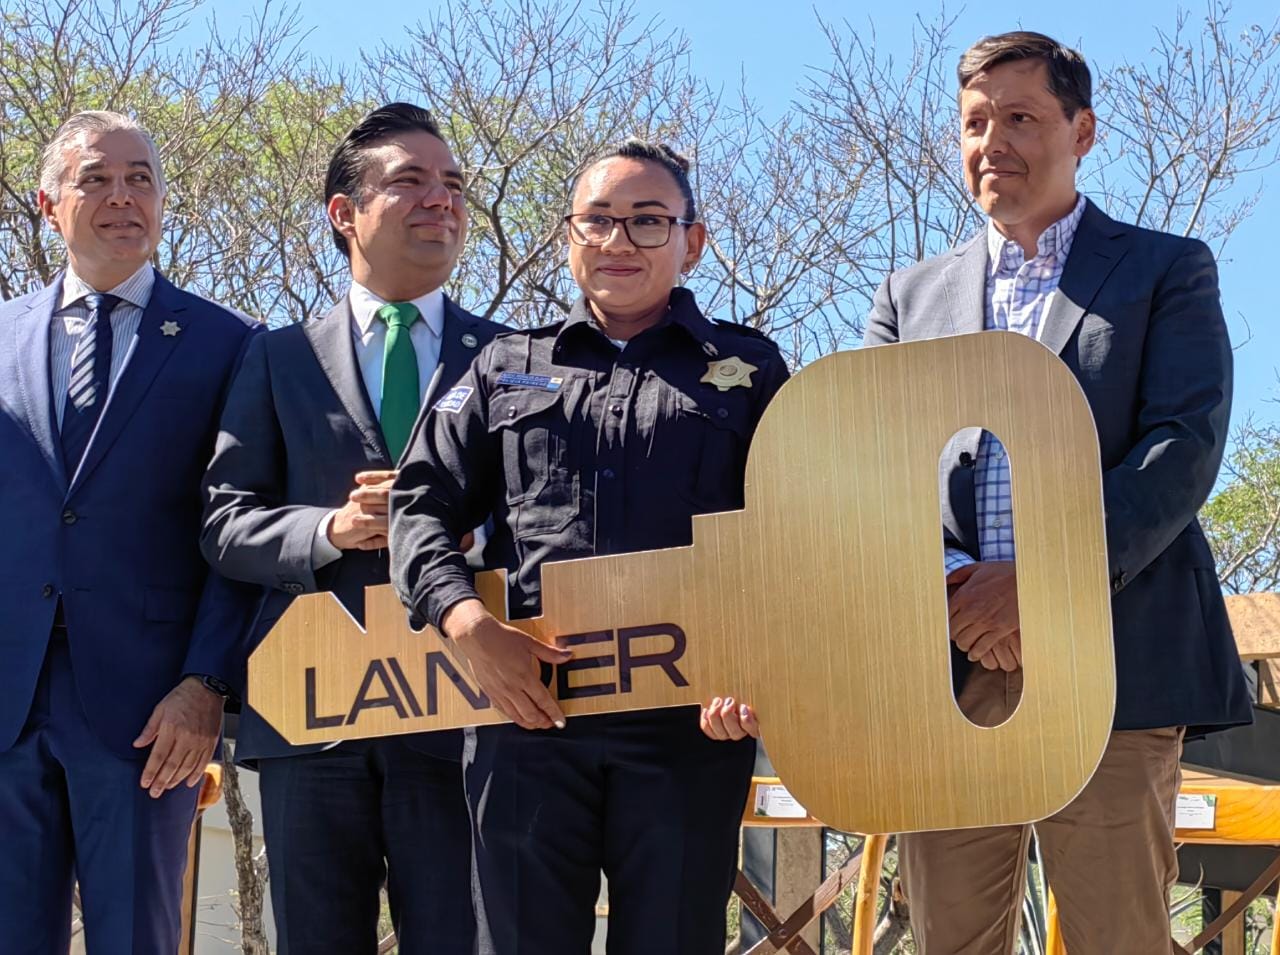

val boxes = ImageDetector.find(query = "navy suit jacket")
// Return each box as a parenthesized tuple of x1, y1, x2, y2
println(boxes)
(0, 271, 262, 758)
(201, 296, 504, 763)
(866, 199, 1253, 733)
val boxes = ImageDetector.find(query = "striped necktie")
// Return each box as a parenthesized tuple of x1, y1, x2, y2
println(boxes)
(61, 292, 122, 474)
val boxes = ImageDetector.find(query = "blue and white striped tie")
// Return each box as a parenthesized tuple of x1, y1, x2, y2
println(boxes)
(60, 292, 121, 474)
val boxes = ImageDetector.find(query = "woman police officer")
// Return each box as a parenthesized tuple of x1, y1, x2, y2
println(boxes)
(390, 140, 789, 953)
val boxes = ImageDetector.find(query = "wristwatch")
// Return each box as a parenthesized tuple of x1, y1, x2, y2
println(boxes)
(198, 674, 233, 699)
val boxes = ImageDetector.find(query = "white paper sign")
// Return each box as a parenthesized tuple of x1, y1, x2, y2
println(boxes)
(1175, 793, 1217, 830)
(753, 783, 809, 819)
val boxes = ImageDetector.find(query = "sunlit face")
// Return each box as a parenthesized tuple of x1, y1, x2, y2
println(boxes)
(39, 129, 165, 288)
(567, 157, 705, 323)
(329, 130, 467, 294)
(960, 58, 1095, 233)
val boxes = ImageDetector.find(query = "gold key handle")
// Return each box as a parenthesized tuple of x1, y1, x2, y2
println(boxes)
(249, 332, 1115, 835)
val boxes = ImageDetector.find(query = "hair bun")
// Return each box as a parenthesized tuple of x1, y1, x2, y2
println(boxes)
(618, 137, 690, 173)
(657, 143, 691, 173)
(586, 137, 698, 221)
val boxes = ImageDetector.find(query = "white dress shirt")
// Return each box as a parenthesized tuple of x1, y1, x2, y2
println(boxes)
(51, 263, 155, 428)
(312, 282, 447, 569)
(348, 281, 445, 418)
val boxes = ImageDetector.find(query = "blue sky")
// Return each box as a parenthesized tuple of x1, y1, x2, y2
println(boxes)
(203, 0, 1280, 422)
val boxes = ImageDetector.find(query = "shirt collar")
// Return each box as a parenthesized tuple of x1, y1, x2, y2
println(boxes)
(348, 281, 445, 338)
(557, 287, 719, 356)
(58, 262, 155, 311)
(986, 193, 1087, 276)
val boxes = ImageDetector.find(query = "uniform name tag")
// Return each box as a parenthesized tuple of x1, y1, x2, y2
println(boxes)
(434, 386, 473, 413)
(496, 372, 563, 391)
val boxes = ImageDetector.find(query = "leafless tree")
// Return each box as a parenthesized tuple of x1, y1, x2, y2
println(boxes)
(800, 11, 984, 343)
(1090, 2, 1280, 248)
(361, 0, 867, 364)
(364, 0, 709, 328)
(221, 744, 271, 955)
(695, 86, 877, 359)
(194, 73, 368, 322)
(0, 0, 375, 326)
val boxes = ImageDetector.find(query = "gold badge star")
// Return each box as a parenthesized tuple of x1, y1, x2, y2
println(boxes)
(701, 356, 758, 392)
(161, 320, 182, 337)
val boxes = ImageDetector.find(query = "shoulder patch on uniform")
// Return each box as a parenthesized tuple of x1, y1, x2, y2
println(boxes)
(433, 385, 473, 414)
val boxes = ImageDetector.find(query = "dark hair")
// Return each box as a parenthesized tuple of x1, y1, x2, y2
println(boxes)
(578, 138, 697, 221)
(325, 102, 445, 258)
(957, 31, 1092, 117)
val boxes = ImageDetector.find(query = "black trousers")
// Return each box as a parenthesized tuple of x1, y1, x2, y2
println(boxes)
(258, 739, 474, 955)
(465, 706, 755, 955)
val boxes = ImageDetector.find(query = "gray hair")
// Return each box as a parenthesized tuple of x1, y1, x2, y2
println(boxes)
(39, 111, 167, 201)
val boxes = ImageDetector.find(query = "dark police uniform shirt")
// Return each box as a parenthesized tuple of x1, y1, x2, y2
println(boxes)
(393, 287, 790, 629)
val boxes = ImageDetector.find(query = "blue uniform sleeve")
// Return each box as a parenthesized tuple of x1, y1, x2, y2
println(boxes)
(390, 349, 502, 631)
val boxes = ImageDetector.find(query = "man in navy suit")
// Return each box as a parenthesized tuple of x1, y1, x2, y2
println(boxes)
(864, 33, 1252, 953)
(201, 103, 503, 955)
(0, 111, 259, 954)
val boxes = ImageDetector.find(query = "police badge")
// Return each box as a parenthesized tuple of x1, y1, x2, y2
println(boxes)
(701, 356, 758, 391)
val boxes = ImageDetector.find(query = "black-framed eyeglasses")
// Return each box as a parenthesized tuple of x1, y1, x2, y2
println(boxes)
(563, 213, 694, 249)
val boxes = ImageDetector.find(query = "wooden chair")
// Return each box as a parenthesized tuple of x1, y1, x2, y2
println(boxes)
(177, 763, 224, 955)
(736, 777, 887, 955)
(740, 770, 1280, 955)
(1048, 593, 1280, 955)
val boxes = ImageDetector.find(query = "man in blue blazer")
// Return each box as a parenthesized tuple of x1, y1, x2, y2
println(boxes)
(864, 33, 1252, 953)
(0, 111, 259, 954)
(201, 103, 503, 955)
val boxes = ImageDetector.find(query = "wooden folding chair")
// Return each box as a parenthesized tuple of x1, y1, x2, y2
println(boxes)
(177, 763, 224, 955)
(736, 777, 888, 955)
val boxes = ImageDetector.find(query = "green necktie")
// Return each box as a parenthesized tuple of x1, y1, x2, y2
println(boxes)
(377, 301, 421, 462)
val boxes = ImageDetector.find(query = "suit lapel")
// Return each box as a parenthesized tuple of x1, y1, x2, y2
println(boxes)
(400, 298, 485, 466)
(418, 329, 452, 415)
(942, 428, 982, 555)
(305, 299, 390, 462)
(70, 272, 186, 493)
(430, 298, 482, 403)
(12, 280, 68, 490)
(940, 234, 988, 336)
(1039, 200, 1130, 355)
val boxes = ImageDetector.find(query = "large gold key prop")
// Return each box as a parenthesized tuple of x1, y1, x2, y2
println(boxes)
(249, 331, 1115, 835)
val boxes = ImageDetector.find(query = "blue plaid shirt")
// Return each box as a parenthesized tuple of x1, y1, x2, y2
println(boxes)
(944, 194, 1087, 574)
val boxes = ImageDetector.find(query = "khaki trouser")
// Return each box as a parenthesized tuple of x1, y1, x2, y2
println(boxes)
(899, 667, 1184, 955)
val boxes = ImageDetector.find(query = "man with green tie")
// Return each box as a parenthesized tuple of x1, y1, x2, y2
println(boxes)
(201, 103, 504, 954)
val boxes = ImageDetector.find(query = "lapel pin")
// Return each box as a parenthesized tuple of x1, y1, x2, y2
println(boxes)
(161, 320, 182, 337)
(460, 332, 479, 348)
